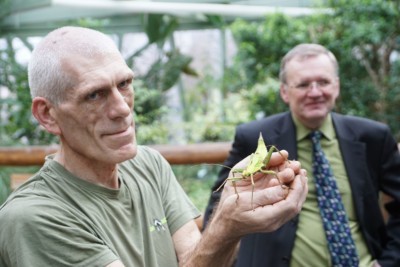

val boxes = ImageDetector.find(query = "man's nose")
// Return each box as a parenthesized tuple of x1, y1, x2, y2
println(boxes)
(309, 81, 319, 90)
(308, 81, 323, 94)
(108, 89, 132, 119)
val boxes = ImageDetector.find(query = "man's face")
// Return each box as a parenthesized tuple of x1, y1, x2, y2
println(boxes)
(280, 54, 339, 129)
(51, 51, 136, 165)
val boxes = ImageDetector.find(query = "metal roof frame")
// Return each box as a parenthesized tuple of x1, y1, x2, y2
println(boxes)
(0, 0, 327, 37)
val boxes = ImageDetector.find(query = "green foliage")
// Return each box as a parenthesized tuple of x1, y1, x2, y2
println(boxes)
(239, 78, 287, 119)
(132, 80, 170, 145)
(181, 71, 251, 142)
(227, 14, 311, 91)
(132, 14, 198, 95)
(0, 39, 57, 145)
(173, 164, 220, 211)
(133, 80, 166, 124)
(143, 14, 178, 45)
(327, 0, 400, 137)
(143, 49, 197, 92)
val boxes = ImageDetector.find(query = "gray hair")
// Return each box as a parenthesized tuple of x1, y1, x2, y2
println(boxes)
(28, 26, 119, 105)
(279, 43, 339, 83)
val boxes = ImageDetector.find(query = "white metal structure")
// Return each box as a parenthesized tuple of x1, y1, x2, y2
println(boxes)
(0, 0, 327, 36)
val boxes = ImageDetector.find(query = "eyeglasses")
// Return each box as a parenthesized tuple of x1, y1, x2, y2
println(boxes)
(285, 79, 335, 92)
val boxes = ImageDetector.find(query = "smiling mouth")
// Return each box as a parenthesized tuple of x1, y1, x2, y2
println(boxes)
(306, 101, 324, 106)
(105, 119, 134, 135)
(104, 125, 133, 137)
(114, 128, 129, 135)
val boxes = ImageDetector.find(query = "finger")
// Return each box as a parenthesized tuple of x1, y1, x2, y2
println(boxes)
(221, 173, 308, 235)
(267, 150, 288, 167)
(238, 184, 289, 211)
(228, 155, 251, 178)
(256, 173, 308, 230)
(234, 170, 282, 188)
(286, 172, 308, 210)
(255, 184, 290, 207)
(299, 168, 307, 178)
(276, 167, 295, 185)
(283, 160, 301, 173)
(238, 182, 302, 232)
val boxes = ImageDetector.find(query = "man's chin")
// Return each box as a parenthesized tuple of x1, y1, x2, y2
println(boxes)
(105, 142, 138, 164)
(119, 144, 138, 161)
(305, 109, 329, 120)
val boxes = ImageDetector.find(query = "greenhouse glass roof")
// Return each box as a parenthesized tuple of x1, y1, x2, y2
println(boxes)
(0, 0, 327, 37)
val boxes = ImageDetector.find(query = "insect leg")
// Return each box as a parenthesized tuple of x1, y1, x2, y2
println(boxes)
(251, 173, 255, 211)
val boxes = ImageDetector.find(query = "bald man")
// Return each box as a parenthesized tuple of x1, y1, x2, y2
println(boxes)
(0, 26, 307, 267)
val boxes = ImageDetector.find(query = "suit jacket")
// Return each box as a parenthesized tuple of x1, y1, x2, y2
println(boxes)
(204, 111, 400, 267)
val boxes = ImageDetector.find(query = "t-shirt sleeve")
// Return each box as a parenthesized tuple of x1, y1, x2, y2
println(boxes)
(0, 196, 118, 267)
(161, 161, 201, 234)
(141, 147, 201, 235)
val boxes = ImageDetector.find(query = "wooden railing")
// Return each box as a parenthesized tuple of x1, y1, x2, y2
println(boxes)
(0, 142, 232, 166)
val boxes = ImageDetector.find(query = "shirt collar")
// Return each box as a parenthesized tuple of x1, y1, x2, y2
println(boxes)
(292, 113, 335, 141)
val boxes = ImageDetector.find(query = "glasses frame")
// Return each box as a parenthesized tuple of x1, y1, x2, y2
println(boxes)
(284, 77, 338, 92)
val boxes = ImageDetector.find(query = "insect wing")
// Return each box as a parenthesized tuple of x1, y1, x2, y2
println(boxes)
(243, 133, 268, 176)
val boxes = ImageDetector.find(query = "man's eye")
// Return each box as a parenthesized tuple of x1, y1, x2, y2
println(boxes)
(317, 80, 330, 87)
(86, 91, 102, 101)
(296, 83, 309, 90)
(118, 78, 132, 89)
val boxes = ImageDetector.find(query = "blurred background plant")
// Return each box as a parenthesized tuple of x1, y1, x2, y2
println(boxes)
(1, 0, 400, 210)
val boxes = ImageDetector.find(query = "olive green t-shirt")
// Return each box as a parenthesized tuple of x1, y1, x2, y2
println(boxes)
(0, 146, 200, 267)
(290, 114, 374, 267)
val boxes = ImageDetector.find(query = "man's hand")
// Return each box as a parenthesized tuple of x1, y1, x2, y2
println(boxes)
(212, 150, 308, 240)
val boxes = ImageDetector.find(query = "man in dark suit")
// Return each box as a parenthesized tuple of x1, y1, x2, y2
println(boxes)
(204, 44, 400, 267)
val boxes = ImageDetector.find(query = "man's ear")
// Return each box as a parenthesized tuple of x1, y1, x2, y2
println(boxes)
(31, 97, 61, 136)
(333, 77, 340, 100)
(280, 84, 289, 104)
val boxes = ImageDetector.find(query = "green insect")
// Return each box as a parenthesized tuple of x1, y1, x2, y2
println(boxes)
(215, 132, 284, 210)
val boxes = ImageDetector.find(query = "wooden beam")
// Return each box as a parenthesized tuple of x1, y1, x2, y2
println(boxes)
(150, 142, 231, 164)
(0, 145, 59, 166)
(2, 143, 399, 166)
(0, 142, 232, 166)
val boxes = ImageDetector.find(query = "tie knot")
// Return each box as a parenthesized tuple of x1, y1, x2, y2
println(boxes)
(309, 131, 322, 145)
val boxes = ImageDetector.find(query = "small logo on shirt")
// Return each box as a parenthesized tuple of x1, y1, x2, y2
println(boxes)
(149, 217, 167, 232)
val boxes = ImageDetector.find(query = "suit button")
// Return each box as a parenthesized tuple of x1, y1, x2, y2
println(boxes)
(282, 256, 289, 262)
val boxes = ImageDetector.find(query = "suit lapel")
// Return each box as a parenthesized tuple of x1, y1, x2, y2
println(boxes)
(265, 112, 298, 160)
(332, 113, 368, 219)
